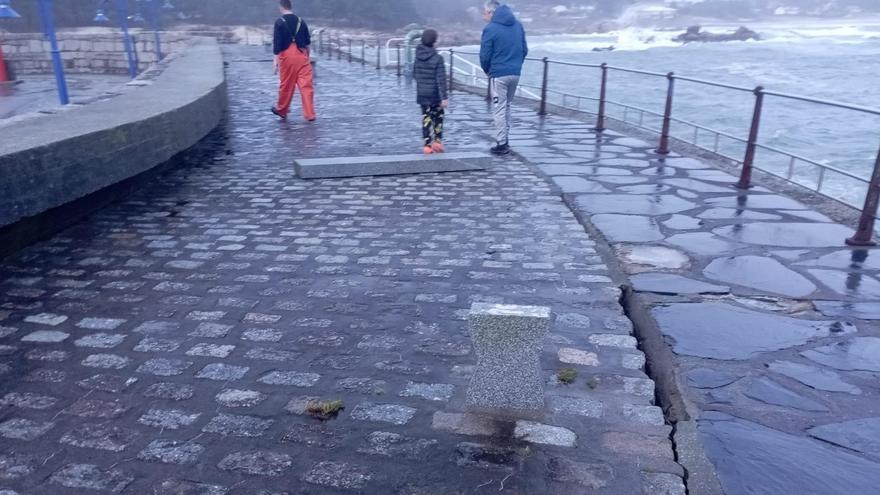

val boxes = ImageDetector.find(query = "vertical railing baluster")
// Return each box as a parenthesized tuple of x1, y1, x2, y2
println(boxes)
(396, 44, 401, 77)
(787, 156, 796, 180)
(656, 72, 675, 155)
(348, 39, 352, 63)
(595, 63, 608, 132)
(846, 146, 880, 246)
(539, 57, 549, 116)
(361, 40, 365, 65)
(448, 49, 455, 92)
(738, 86, 765, 189)
(376, 39, 381, 70)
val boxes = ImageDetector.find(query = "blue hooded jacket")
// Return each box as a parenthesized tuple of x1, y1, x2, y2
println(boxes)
(480, 5, 528, 78)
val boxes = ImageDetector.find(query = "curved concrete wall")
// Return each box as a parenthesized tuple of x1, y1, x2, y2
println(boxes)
(0, 37, 227, 233)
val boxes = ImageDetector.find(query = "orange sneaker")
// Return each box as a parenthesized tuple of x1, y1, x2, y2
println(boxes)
(431, 141, 445, 153)
(423, 145, 434, 155)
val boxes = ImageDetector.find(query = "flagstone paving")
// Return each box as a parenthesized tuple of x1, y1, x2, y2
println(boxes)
(0, 47, 681, 494)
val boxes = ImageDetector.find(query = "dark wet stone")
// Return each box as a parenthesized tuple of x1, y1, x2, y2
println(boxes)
(769, 361, 861, 395)
(700, 412, 880, 495)
(706, 389, 736, 405)
(143, 382, 195, 401)
(0, 453, 35, 480)
(706, 194, 808, 210)
(808, 269, 880, 299)
(808, 418, 880, 460)
(202, 414, 273, 437)
(802, 337, 880, 372)
(593, 175, 649, 184)
(63, 398, 129, 419)
(797, 250, 880, 271)
(661, 178, 735, 193)
(547, 457, 614, 489)
(653, 302, 852, 360)
(619, 184, 672, 194)
(281, 423, 340, 448)
(687, 368, 741, 389)
(49, 464, 133, 493)
(357, 431, 438, 459)
(218, 451, 293, 476)
(703, 256, 817, 298)
(667, 233, 740, 256)
(744, 378, 828, 412)
(139, 440, 205, 465)
(591, 214, 664, 243)
(697, 208, 782, 220)
(303, 461, 372, 489)
(663, 214, 703, 230)
(815, 301, 880, 320)
(552, 176, 611, 193)
(453, 442, 526, 471)
(154, 479, 226, 494)
(714, 223, 854, 248)
(59, 422, 138, 452)
(575, 194, 697, 215)
(632, 273, 729, 295)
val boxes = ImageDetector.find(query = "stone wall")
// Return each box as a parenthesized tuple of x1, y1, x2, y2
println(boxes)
(2, 32, 192, 75)
(0, 37, 227, 232)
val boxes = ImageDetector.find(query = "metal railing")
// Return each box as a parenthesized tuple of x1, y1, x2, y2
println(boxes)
(319, 32, 880, 246)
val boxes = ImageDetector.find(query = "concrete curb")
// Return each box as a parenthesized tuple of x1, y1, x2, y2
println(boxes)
(0, 37, 227, 249)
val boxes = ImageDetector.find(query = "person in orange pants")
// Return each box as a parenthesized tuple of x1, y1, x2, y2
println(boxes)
(271, 0, 316, 121)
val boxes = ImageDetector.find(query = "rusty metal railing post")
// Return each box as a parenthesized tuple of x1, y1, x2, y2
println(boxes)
(847, 146, 880, 246)
(656, 72, 675, 155)
(595, 63, 608, 132)
(396, 44, 402, 77)
(448, 49, 455, 92)
(539, 57, 549, 116)
(738, 86, 765, 189)
(348, 39, 352, 63)
(361, 40, 365, 65)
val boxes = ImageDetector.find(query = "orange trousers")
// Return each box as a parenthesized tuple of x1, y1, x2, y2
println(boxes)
(276, 44, 316, 120)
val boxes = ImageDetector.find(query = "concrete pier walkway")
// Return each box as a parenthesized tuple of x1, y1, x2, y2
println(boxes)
(2, 44, 880, 494)
(0, 46, 679, 494)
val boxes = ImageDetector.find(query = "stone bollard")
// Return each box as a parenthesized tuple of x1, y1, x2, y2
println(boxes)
(466, 303, 551, 414)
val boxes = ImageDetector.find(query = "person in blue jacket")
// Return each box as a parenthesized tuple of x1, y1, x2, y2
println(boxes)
(480, 1, 528, 155)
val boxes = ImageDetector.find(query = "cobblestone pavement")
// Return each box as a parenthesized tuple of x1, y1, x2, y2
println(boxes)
(0, 46, 683, 494)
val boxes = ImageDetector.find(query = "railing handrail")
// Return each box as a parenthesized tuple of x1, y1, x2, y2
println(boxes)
(325, 32, 880, 245)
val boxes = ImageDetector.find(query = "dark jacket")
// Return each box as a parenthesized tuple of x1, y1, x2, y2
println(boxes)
(273, 14, 311, 55)
(413, 44, 448, 106)
(479, 5, 528, 78)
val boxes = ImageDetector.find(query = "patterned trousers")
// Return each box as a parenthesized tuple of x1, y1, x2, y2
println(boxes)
(421, 104, 445, 146)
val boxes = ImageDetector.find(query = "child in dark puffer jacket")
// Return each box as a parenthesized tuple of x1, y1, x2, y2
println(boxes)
(413, 29, 448, 154)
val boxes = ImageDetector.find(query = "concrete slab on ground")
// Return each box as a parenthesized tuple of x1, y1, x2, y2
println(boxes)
(294, 152, 489, 178)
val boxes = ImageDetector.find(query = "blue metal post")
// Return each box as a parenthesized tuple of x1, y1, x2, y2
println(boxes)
(36, 0, 69, 104)
(114, 0, 138, 78)
(149, 0, 162, 60)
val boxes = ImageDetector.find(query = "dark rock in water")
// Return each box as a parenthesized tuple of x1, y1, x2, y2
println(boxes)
(675, 25, 761, 43)
(768, 361, 862, 395)
(703, 256, 816, 298)
(744, 378, 828, 412)
(592, 45, 615, 52)
(632, 273, 730, 295)
(700, 412, 880, 495)
(802, 337, 880, 372)
(808, 418, 880, 461)
(814, 301, 880, 320)
(687, 368, 740, 389)
(653, 302, 851, 360)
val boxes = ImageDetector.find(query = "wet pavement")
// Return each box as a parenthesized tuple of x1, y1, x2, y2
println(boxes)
(512, 73, 880, 493)
(0, 75, 130, 123)
(0, 46, 682, 494)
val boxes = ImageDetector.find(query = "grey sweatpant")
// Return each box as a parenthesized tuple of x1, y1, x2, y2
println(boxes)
(492, 75, 519, 145)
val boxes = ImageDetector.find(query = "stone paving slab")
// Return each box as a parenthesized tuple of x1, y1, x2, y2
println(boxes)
(0, 46, 681, 494)
(294, 152, 489, 179)
(504, 73, 880, 493)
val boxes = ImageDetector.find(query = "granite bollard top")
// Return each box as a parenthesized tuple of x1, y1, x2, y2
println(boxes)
(466, 303, 552, 413)
(294, 152, 489, 179)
